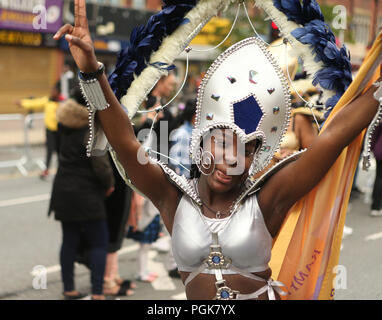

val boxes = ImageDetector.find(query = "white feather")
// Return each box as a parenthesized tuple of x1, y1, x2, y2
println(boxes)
(253, 0, 336, 105)
(121, 0, 235, 119)
(120, 0, 338, 119)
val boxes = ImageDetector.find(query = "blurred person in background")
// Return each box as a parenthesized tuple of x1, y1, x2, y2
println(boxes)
(169, 98, 197, 176)
(126, 191, 161, 283)
(103, 156, 136, 296)
(137, 73, 185, 257)
(145, 72, 183, 161)
(276, 78, 324, 160)
(60, 64, 76, 100)
(48, 89, 115, 300)
(124, 87, 166, 283)
(263, 42, 323, 165)
(150, 72, 177, 117)
(165, 98, 197, 279)
(17, 82, 63, 180)
(275, 80, 354, 237)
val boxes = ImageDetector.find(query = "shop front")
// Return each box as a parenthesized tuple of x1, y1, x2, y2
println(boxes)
(0, 0, 64, 114)
(60, 1, 153, 75)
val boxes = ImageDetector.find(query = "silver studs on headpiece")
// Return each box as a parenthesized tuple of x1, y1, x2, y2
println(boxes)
(192, 37, 291, 177)
(249, 70, 258, 84)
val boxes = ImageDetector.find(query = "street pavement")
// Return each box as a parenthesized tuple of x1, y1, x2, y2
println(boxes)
(0, 144, 382, 300)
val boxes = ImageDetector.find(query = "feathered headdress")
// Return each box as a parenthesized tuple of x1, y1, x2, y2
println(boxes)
(88, 0, 353, 186)
(106, 0, 352, 121)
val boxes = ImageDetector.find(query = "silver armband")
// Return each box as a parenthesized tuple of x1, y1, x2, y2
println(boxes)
(78, 76, 110, 111)
(85, 106, 110, 158)
(78, 64, 110, 157)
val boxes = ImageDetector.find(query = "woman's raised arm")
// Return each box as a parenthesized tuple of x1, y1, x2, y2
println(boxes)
(260, 79, 382, 236)
(53, 0, 179, 224)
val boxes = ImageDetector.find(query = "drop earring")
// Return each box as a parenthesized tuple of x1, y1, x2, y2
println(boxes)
(195, 147, 215, 176)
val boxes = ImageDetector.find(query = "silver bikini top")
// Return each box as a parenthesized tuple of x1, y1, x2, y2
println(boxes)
(171, 192, 273, 274)
(154, 159, 302, 299)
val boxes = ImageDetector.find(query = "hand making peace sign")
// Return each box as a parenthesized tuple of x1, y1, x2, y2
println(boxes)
(53, 0, 99, 73)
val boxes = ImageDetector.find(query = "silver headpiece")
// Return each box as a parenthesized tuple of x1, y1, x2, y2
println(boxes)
(190, 37, 291, 176)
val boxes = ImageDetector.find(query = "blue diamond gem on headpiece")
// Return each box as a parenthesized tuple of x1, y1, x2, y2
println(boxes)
(212, 255, 221, 264)
(227, 76, 236, 84)
(249, 70, 258, 84)
(211, 94, 220, 101)
(233, 95, 264, 135)
(220, 290, 230, 299)
(206, 113, 214, 120)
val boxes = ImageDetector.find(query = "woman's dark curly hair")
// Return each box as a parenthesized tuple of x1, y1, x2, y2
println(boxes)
(190, 163, 201, 179)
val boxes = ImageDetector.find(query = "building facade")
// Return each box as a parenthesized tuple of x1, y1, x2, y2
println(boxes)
(0, 0, 65, 114)
(0, 0, 159, 114)
(85, 0, 162, 10)
(320, 0, 382, 46)
(1, 0, 379, 114)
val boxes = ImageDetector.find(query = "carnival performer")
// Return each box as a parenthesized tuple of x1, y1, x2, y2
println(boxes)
(54, 0, 382, 300)
(276, 80, 323, 160)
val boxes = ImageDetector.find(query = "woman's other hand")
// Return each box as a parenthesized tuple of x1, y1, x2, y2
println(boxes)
(53, 0, 99, 73)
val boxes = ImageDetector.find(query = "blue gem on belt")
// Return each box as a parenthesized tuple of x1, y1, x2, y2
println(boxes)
(220, 290, 230, 299)
(207, 251, 226, 268)
(215, 281, 238, 300)
(212, 255, 221, 264)
(206, 244, 232, 269)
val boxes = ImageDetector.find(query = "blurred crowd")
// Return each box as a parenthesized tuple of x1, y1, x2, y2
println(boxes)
(15, 63, 200, 299)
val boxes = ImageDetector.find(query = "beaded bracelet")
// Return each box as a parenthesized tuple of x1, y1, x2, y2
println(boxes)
(78, 79, 110, 112)
(78, 63, 110, 157)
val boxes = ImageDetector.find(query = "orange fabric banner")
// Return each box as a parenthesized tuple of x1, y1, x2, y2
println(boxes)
(269, 31, 382, 300)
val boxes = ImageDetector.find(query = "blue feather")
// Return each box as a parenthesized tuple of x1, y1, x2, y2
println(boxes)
(302, 0, 324, 22)
(323, 42, 339, 60)
(325, 92, 343, 115)
(109, 1, 198, 100)
(180, 18, 191, 26)
(149, 62, 176, 71)
(276, 0, 352, 118)
(273, 0, 304, 24)
(314, 68, 344, 90)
